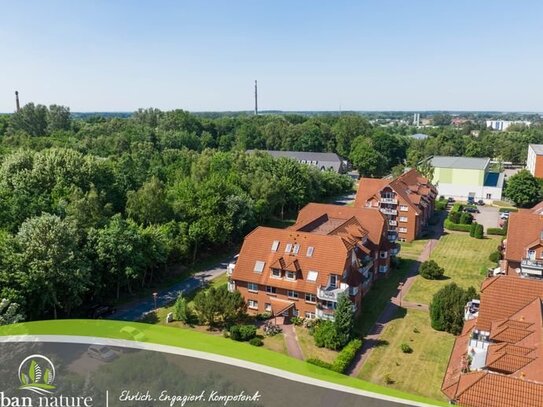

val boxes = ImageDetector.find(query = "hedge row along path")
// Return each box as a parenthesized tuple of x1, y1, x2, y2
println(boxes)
(347, 212, 445, 377)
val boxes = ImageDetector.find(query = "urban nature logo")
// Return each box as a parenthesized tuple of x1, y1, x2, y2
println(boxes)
(18, 355, 56, 395)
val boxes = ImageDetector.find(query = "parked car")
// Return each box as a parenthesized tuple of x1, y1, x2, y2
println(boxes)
(500, 212, 510, 220)
(447, 197, 455, 203)
(88, 305, 117, 319)
(476, 200, 485, 206)
(464, 207, 480, 214)
(87, 345, 118, 362)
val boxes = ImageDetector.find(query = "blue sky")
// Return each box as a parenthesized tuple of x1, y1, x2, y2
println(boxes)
(1, 1, 542, 112)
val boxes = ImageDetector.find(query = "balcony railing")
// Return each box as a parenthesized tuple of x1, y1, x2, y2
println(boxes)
(390, 244, 401, 256)
(380, 208, 398, 216)
(381, 198, 398, 204)
(316, 308, 335, 320)
(389, 220, 397, 226)
(317, 284, 349, 301)
(521, 258, 543, 270)
(387, 231, 398, 242)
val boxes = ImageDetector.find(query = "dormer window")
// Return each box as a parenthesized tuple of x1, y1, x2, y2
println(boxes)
(286, 271, 296, 280)
(271, 240, 280, 252)
(271, 269, 281, 278)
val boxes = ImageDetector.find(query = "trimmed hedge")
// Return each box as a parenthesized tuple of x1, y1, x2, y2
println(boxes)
(444, 219, 471, 232)
(229, 324, 257, 341)
(306, 358, 332, 369)
(451, 203, 464, 213)
(249, 337, 263, 346)
(499, 207, 518, 213)
(330, 338, 363, 373)
(487, 227, 506, 236)
(435, 200, 447, 211)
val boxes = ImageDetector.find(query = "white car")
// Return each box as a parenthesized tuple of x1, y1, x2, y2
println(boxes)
(500, 212, 510, 220)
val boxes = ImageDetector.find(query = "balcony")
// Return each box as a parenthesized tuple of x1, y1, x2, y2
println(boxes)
(390, 243, 401, 256)
(387, 231, 398, 242)
(359, 258, 374, 275)
(316, 308, 335, 320)
(317, 283, 349, 301)
(227, 281, 236, 292)
(381, 198, 398, 205)
(380, 208, 398, 216)
(389, 220, 397, 226)
(521, 258, 543, 277)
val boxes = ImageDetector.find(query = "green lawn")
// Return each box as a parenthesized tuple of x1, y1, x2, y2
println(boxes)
(354, 259, 412, 337)
(294, 326, 338, 363)
(405, 232, 500, 305)
(399, 239, 429, 261)
(358, 309, 455, 401)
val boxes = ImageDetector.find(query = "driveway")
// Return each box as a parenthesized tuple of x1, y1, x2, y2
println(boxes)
(472, 205, 501, 231)
(108, 256, 234, 321)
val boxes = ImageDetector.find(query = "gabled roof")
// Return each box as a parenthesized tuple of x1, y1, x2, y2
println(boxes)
(505, 212, 543, 262)
(431, 156, 490, 170)
(354, 178, 390, 206)
(247, 150, 342, 163)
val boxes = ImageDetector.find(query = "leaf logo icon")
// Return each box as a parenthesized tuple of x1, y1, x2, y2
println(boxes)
(18, 355, 56, 395)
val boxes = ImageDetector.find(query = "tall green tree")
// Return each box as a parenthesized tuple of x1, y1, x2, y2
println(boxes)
(504, 169, 542, 207)
(126, 176, 172, 225)
(430, 283, 475, 335)
(349, 136, 386, 177)
(8, 103, 48, 136)
(334, 293, 355, 348)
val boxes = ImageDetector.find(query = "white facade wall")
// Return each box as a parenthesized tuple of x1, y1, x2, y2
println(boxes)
(527, 145, 537, 176)
(436, 183, 502, 202)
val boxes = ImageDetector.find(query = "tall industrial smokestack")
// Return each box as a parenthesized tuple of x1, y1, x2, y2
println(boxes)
(254, 80, 258, 115)
(15, 91, 20, 112)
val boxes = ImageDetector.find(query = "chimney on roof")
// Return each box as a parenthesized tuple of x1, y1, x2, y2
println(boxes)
(15, 91, 20, 112)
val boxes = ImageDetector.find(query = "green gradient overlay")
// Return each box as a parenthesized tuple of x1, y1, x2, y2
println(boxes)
(0, 320, 445, 406)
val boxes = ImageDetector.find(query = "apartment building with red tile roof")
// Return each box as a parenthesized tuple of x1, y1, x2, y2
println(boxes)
(354, 168, 437, 242)
(228, 204, 394, 321)
(442, 276, 543, 407)
(501, 210, 543, 278)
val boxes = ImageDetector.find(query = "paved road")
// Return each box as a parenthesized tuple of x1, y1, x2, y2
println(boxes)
(108, 258, 232, 321)
(347, 212, 445, 377)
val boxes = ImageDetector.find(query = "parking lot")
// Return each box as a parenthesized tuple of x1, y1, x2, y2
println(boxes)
(470, 205, 502, 231)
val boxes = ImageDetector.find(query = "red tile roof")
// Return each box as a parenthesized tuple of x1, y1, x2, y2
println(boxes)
(504, 212, 543, 262)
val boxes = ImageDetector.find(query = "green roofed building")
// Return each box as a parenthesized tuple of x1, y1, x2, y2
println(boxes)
(429, 156, 504, 202)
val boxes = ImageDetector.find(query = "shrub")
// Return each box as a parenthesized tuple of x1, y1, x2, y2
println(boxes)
(172, 294, 194, 323)
(435, 200, 447, 211)
(451, 203, 463, 213)
(459, 212, 473, 225)
(306, 358, 332, 370)
(256, 312, 272, 320)
(474, 224, 484, 239)
(448, 211, 461, 224)
(330, 339, 362, 373)
(489, 251, 501, 263)
(400, 343, 413, 353)
(469, 222, 478, 237)
(431, 283, 477, 335)
(499, 207, 518, 213)
(229, 324, 257, 341)
(249, 337, 263, 346)
(487, 227, 506, 236)
(419, 260, 445, 280)
(223, 330, 229, 338)
(444, 219, 471, 232)
(291, 316, 304, 326)
(314, 320, 341, 350)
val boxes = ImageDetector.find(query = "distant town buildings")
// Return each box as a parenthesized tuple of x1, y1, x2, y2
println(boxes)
(430, 156, 504, 202)
(486, 120, 531, 131)
(247, 150, 346, 173)
(228, 204, 398, 321)
(354, 169, 437, 242)
(527, 144, 543, 178)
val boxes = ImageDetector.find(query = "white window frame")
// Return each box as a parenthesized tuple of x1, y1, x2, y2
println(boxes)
(266, 285, 277, 294)
(305, 312, 316, 319)
(271, 269, 281, 278)
(399, 227, 408, 233)
(247, 282, 258, 292)
(292, 244, 300, 255)
(399, 216, 408, 223)
(305, 293, 316, 303)
(254, 260, 265, 273)
(285, 243, 293, 253)
(400, 205, 409, 212)
(306, 246, 314, 257)
(265, 303, 272, 312)
(271, 240, 280, 252)
(293, 309, 299, 317)
(286, 270, 296, 280)
(248, 300, 258, 309)
(307, 270, 318, 281)
(380, 251, 388, 259)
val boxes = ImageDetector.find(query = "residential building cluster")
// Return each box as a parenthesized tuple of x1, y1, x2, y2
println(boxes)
(247, 150, 347, 173)
(527, 144, 543, 179)
(228, 168, 435, 320)
(486, 120, 531, 131)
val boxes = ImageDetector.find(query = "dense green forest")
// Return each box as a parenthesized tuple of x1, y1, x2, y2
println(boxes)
(0, 104, 542, 321)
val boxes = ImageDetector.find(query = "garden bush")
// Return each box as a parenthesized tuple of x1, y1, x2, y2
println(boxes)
(474, 224, 484, 239)
(469, 222, 478, 237)
(419, 260, 445, 280)
(330, 339, 363, 373)
(487, 227, 506, 236)
(459, 212, 473, 225)
(444, 219, 471, 232)
(435, 200, 447, 211)
(291, 316, 304, 326)
(400, 343, 413, 353)
(448, 211, 461, 224)
(499, 207, 518, 213)
(255, 312, 272, 320)
(313, 320, 341, 350)
(249, 337, 263, 346)
(488, 251, 501, 263)
(306, 358, 332, 370)
(229, 324, 257, 341)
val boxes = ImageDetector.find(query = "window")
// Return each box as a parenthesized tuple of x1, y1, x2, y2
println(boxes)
(254, 260, 265, 273)
(306, 246, 314, 257)
(293, 309, 299, 317)
(265, 303, 272, 312)
(379, 265, 389, 274)
(248, 300, 258, 309)
(486, 193, 492, 199)
(528, 250, 536, 260)
(248, 282, 258, 292)
(286, 271, 296, 280)
(305, 293, 316, 303)
(380, 251, 388, 259)
(329, 275, 338, 288)
(266, 286, 277, 294)
(285, 243, 293, 253)
(400, 205, 409, 212)
(307, 270, 318, 281)
(305, 312, 316, 319)
(292, 244, 300, 255)
(399, 216, 408, 222)
(271, 240, 280, 252)
(287, 290, 299, 299)
(399, 227, 408, 233)
(271, 269, 281, 278)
